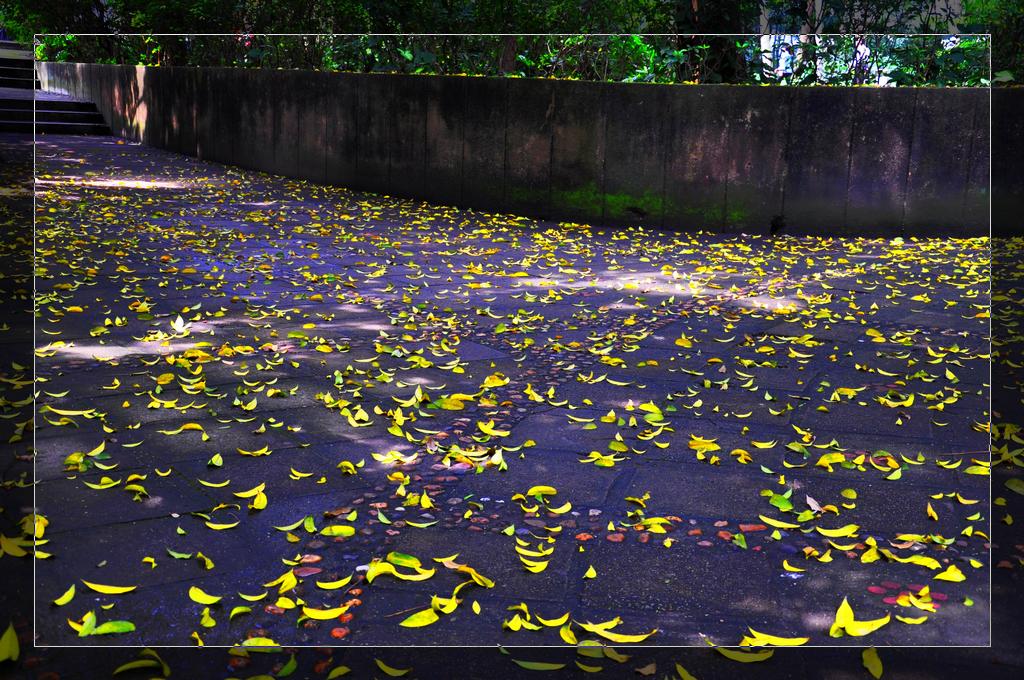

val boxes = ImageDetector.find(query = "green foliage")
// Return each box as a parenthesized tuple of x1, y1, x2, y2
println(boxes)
(749, 35, 991, 87)
(962, 0, 1024, 84)
(0, 0, 1005, 86)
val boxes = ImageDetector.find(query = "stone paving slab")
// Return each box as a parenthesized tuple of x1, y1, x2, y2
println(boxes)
(29, 134, 991, 648)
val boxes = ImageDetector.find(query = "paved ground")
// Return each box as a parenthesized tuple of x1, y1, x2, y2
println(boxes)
(24, 134, 993, 652)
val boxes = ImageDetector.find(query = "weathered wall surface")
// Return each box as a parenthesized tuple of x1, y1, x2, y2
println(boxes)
(39, 63, 990, 236)
(993, 88, 1022, 237)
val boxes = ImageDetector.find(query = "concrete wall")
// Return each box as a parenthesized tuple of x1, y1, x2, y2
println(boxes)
(39, 62, 990, 237)
(993, 88, 1022, 237)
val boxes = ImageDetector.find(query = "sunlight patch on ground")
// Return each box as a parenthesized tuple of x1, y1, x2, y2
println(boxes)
(36, 177, 187, 190)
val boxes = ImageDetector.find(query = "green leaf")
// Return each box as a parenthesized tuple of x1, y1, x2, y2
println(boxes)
(374, 659, 412, 676)
(386, 552, 421, 568)
(89, 620, 135, 635)
(112, 658, 162, 675)
(399, 608, 440, 628)
(78, 611, 97, 637)
(0, 622, 19, 662)
(277, 654, 298, 677)
(511, 659, 567, 671)
(1005, 478, 1024, 495)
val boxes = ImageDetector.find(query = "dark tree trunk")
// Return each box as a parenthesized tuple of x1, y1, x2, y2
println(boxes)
(499, 35, 517, 75)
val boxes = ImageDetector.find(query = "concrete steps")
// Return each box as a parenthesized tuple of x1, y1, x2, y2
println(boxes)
(0, 75, 40, 89)
(0, 42, 38, 87)
(0, 41, 33, 59)
(0, 41, 110, 135)
(0, 119, 110, 134)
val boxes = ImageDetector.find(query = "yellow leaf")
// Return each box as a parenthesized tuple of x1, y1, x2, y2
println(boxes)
(316, 575, 353, 591)
(481, 372, 510, 388)
(933, 565, 965, 582)
(577, 619, 657, 643)
(238, 591, 268, 602)
(53, 584, 76, 606)
(525, 485, 558, 497)
(535, 612, 570, 627)
(241, 637, 278, 647)
(815, 524, 859, 538)
(830, 597, 890, 637)
(477, 420, 510, 437)
(743, 627, 809, 646)
(81, 581, 136, 595)
(229, 606, 252, 621)
(303, 606, 348, 621)
(366, 560, 435, 583)
(511, 660, 567, 671)
(830, 597, 854, 636)
(233, 483, 266, 498)
(758, 514, 801, 529)
(675, 664, 698, 680)
(374, 659, 412, 676)
(815, 452, 846, 472)
(714, 646, 774, 662)
(198, 478, 230, 488)
(321, 525, 355, 537)
(188, 586, 221, 605)
(205, 520, 239, 530)
(863, 648, 883, 678)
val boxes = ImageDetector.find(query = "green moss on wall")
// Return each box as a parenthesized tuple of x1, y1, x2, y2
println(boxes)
(507, 181, 672, 223)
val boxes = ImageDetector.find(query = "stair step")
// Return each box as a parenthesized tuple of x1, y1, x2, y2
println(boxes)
(0, 66, 34, 79)
(0, 108, 106, 123)
(0, 97, 96, 112)
(0, 76, 39, 89)
(0, 49, 33, 60)
(0, 57, 33, 68)
(0, 43, 32, 56)
(0, 120, 110, 135)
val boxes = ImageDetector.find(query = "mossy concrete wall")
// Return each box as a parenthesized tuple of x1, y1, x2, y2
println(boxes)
(993, 88, 1022, 238)
(39, 63, 989, 237)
